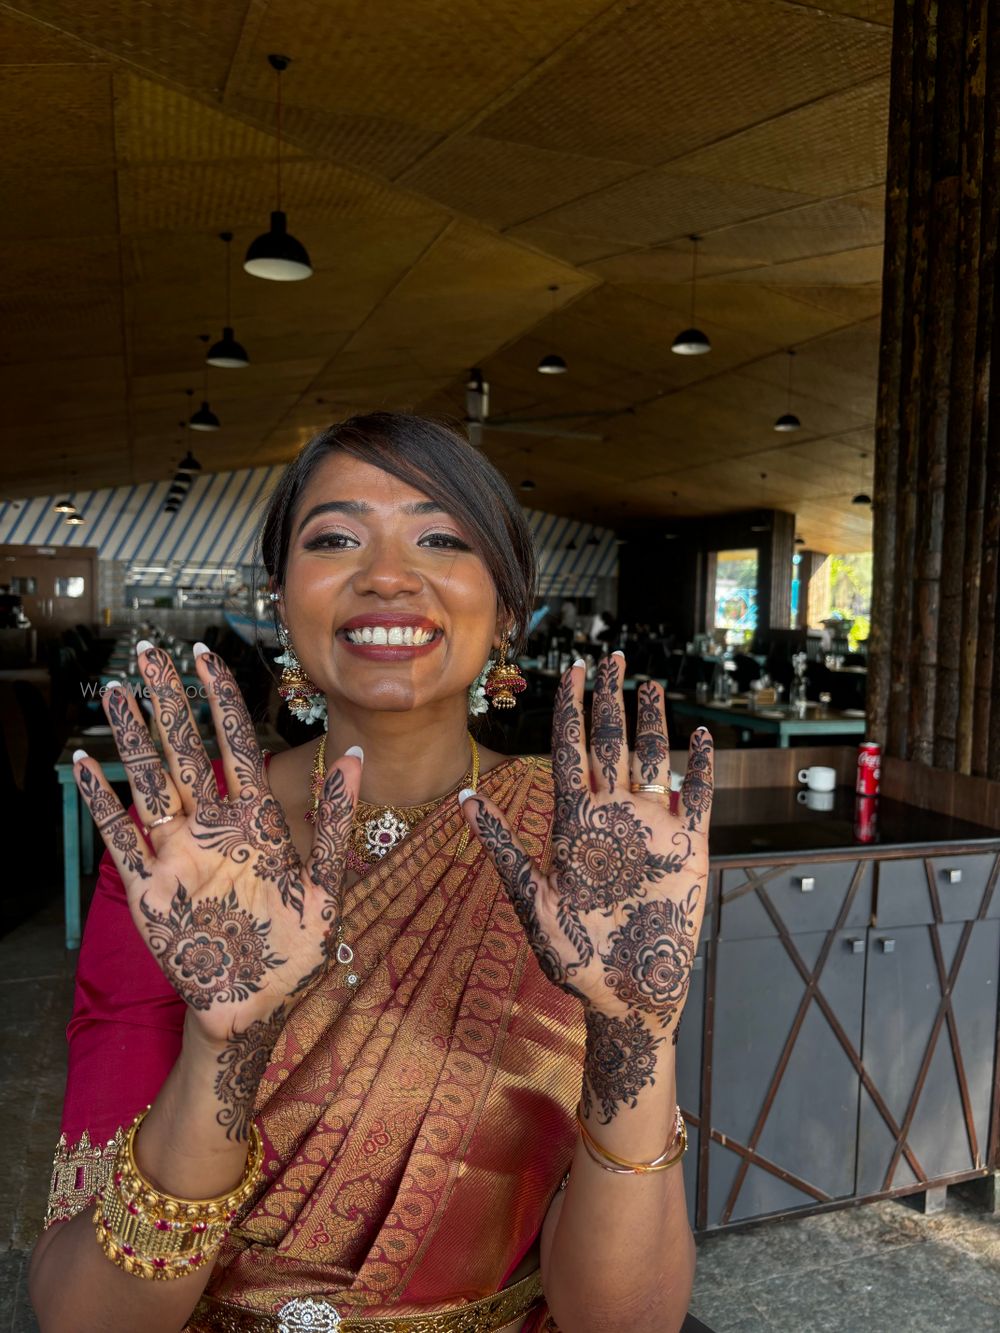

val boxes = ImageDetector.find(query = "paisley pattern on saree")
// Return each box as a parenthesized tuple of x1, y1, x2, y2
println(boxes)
(202, 758, 586, 1319)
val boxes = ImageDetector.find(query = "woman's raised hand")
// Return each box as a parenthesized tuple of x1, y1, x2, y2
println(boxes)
(461, 655, 713, 1121)
(73, 643, 356, 1139)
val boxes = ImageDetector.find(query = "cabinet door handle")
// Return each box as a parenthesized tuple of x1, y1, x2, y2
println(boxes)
(944, 867, 963, 884)
(849, 938, 865, 954)
(880, 938, 895, 953)
(797, 876, 816, 893)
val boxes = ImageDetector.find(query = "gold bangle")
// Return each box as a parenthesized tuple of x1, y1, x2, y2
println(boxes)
(94, 1106, 264, 1280)
(576, 1103, 687, 1174)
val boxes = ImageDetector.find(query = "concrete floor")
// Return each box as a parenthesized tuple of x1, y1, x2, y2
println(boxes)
(4, 903, 998, 1333)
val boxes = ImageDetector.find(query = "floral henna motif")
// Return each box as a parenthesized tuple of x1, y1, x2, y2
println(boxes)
(308, 767, 354, 931)
(582, 1009, 664, 1124)
(550, 672, 585, 825)
(683, 729, 714, 831)
(78, 765, 150, 880)
(105, 687, 174, 818)
(471, 800, 586, 994)
(599, 887, 700, 1028)
(139, 883, 285, 1010)
(590, 657, 624, 792)
(194, 794, 307, 920)
(214, 1005, 287, 1142)
(200, 653, 268, 794)
(142, 647, 214, 801)
(634, 682, 669, 785)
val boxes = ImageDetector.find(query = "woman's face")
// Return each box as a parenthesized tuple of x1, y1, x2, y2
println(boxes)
(279, 452, 502, 713)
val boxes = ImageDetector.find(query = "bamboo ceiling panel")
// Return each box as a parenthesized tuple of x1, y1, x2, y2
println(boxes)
(0, 167, 118, 241)
(0, 65, 114, 169)
(477, 0, 890, 166)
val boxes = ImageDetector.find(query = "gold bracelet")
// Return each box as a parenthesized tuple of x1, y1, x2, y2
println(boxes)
(94, 1106, 264, 1280)
(576, 1103, 687, 1174)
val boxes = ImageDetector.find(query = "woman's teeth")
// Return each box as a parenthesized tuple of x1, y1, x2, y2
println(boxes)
(344, 625, 436, 646)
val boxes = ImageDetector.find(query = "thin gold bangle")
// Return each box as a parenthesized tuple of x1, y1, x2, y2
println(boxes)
(576, 1103, 687, 1173)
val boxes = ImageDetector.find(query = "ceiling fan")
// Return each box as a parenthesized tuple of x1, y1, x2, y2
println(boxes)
(462, 368, 611, 447)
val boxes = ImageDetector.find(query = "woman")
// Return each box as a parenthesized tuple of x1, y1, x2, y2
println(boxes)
(31, 413, 713, 1333)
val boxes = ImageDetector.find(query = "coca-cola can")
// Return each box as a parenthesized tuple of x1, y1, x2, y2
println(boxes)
(856, 741, 881, 796)
(854, 795, 878, 844)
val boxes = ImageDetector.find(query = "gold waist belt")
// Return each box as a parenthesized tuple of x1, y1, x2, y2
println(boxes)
(189, 1271, 543, 1333)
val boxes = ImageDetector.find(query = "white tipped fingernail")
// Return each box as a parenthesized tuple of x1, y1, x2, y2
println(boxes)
(135, 638, 154, 654)
(458, 787, 477, 806)
(573, 658, 586, 668)
(613, 649, 626, 658)
(193, 641, 210, 657)
(72, 748, 88, 763)
(103, 679, 122, 690)
(345, 745, 364, 761)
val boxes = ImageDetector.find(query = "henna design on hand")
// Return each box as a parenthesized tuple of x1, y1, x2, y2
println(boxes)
(200, 653, 268, 794)
(139, 882, 285, 1010)
(195, 794, 307, 921)
(106, 686, 173, 818)
(78, 765, 151, 880)
(470, 800, 587, 998)
(142, 647, 214, 801)
(590, 656, 624, 792)
(599, 886, 700, 1028)
(551, 673, 585, 825)
(582, 1009, 664, 1125)
(288, 766, 357, 998)
(214, 1005, 287, 1142)
(634, 681, 669, 785)
(683, 729, 714, 831)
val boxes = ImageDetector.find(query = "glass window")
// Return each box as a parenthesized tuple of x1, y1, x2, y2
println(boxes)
(807, 554, 872, 650)
(11, 576, 36, 595)
(714, 549, 758, 645)
(54, 576, 86, 598)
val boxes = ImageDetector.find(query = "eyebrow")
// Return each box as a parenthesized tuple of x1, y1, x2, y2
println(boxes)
(296, 498, 446, 536)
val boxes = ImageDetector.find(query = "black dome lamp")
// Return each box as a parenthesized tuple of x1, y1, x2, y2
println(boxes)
(66, 510, 85, 525)
(207, 233, 250, 367)
(519, 479, 536, 491)
(177, 449, 202, 473)
(189, 401, 220, 431)
(672, 236, 711, 356)
(774, 349, 802, 431)
(53, 496, 75, 513)
(244, 55, 312, 282)
(537, 286, 569, 374)
(852, 492, 872, 505)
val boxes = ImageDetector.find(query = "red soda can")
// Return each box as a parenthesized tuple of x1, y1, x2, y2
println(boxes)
(854, 795, 878, 844)
(856, 741, 881, 796)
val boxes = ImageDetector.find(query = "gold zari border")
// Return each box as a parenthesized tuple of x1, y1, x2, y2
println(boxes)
(45, 1126, 126, 1228)
(189, 1271, 543, 1332)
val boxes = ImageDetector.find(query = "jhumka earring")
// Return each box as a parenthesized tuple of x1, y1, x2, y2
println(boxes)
(274, 624, 327, 725)
(484, 631, 527, 709)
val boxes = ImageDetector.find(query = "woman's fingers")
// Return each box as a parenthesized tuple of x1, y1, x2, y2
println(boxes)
(305, 747, 363, 915)
(589, 651, 629, 797)
(680, 727, 715, 832)
(551, 662, 588, 812)
(631, 680, 671, 791)
(194, 645, 268, 800)
(73, 750, 153, 891)
(460, 788, 549, 928)
(137, 642, 216, 809)
(103, 681, 183, 834)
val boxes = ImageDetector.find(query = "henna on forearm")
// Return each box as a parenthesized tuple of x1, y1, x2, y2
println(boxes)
(78, 764, 151, 879)
(213, 1005, 287, 1142)
(139, 882, 285, 1010)
(590, 656, 624, 792)
(582, 1009, 665, 1125)
(599, 885, 700, 1029)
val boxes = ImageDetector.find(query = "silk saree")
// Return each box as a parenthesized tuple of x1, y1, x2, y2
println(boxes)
(46, 754, 587, 1329)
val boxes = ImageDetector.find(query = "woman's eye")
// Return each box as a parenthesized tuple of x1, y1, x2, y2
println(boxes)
(303, 531, 359, 551)
(419, 532, 471, 550)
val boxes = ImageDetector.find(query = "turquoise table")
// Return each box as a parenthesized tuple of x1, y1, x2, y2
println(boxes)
(668, 697, 867, 748)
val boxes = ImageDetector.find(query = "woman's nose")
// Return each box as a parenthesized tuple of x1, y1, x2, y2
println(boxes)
(351, 541, 423, 596)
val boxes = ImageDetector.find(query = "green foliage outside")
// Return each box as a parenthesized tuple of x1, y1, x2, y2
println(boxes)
(827, 553, 872, 649)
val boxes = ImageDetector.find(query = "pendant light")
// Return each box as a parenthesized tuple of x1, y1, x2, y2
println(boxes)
(178, 449, 202, 473)
(244, 55, 312, 281)
(774, 350, 802, 431)
(537, 286, 568, 374)
(188, 350, 221, 432)
(672, 236, 711, 355)
(53, 496, 75, 513)
(852, 450, 872, 505)
(519, 479, 536, 491)
(207, 232, 250, 367)
(66, 511, 85, 525)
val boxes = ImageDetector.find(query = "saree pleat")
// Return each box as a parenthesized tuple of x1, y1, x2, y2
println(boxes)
(203, 756, 587, 1319)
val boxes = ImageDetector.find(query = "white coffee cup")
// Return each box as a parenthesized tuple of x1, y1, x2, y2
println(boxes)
(797, 788, 834, 812)
(798, 765, 836, 792)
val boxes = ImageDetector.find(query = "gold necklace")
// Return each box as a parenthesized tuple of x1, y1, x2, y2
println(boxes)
(304, 733, 480, 988)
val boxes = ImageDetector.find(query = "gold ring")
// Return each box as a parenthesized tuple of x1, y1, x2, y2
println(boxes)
(629, 783, 669, 795)
(145, 812, 179, 832)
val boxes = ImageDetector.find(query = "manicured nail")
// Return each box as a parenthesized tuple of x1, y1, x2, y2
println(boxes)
(573, 658, 586, 668)
(458, 787, 477, 806)
(135, 639, 154, 654)
(345, 745, 364, 761)
(694, 726, 710, 735)
(193, 641, 210, 657)
(103, 679, 122, 690)
(72, 748, 88, 763)
(613, 649, 626, 659)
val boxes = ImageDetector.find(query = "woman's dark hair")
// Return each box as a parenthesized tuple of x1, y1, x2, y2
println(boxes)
(256, 411, 536, 650)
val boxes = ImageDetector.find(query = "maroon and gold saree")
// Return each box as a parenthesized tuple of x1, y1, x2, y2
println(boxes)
(48, 755, 586, 1329)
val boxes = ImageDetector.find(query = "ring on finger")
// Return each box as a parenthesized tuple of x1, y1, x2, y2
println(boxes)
(630, 782, 669, 796)
(145, 812, 180, 833)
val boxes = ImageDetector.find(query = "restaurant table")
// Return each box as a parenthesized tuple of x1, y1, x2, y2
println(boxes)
(668, 696, 867, 747)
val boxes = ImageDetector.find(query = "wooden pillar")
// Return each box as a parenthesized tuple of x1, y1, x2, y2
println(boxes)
(870, 0, 1000, 776)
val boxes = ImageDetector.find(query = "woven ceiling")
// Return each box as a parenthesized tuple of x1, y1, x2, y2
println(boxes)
(0, 0, 893, 551)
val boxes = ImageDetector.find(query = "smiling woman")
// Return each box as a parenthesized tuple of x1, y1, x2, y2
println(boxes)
(32, 412, 711, 1333)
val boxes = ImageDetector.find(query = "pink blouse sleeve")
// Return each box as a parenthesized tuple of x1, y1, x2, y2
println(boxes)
(45, 758, 230, 1227)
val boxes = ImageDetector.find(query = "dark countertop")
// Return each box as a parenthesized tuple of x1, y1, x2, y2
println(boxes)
(708, 786, 1000, 860)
